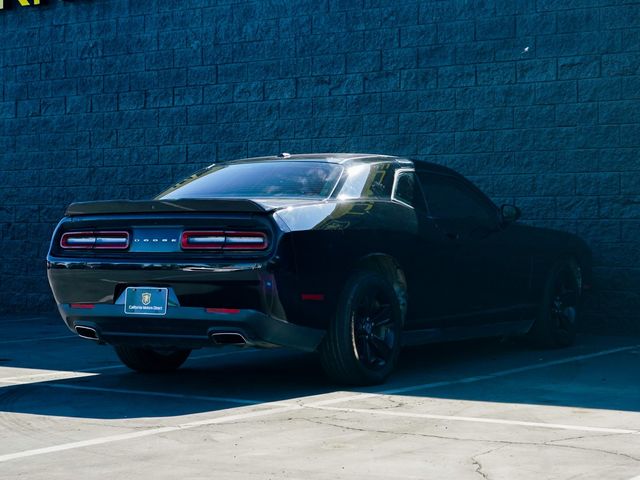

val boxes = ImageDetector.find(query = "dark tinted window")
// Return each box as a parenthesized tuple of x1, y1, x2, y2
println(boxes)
(393, 171, 427, 210)
(418, 173, 496, 225)
(158, 161, 343, 199)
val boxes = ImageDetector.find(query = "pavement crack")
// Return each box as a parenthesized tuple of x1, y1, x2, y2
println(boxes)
(471, 446, 503, 480)
(302, 415, 480, 442)
(301, 414, 640, 465)
(542, 438, 640, 463)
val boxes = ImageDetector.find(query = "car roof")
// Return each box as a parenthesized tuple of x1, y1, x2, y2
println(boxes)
(221, 153, 461, 176)
(224, 153, 402, 165)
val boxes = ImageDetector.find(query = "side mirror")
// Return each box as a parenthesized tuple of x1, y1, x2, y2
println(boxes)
(500, 204, 521, 225)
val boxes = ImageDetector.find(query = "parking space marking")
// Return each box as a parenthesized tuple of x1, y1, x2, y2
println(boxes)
(0, 335, 77, 345)
(0, 404, 304, 463)
(0, 317, 53, 325)
(1, 344, 637, 464)
(0, 349, 257, 384)
(308, 344, 640, 408)
(29, 383, 295, 407)
(310, 405, 640, 435)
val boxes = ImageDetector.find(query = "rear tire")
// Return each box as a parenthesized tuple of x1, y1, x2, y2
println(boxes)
(114, 346, 191, 373)
(319, 271, 402, 385)
(527, 258, 581, 348)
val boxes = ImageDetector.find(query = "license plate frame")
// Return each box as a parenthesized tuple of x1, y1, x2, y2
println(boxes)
(124, 287, 168, 316)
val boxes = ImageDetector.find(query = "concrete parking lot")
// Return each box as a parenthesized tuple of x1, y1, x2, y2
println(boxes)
(0, 314, 639, 480)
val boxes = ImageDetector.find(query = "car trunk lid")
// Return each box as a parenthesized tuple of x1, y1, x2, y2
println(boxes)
(65, 198, 274, 216)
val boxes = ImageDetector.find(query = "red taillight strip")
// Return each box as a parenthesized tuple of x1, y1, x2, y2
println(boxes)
(223, 231, 268, 250)
(181, 231, 225, 250)
(61, 231, 130, 250)
(301, 293, 325, 301)
(70, 303, 95, 309)
(181, 231, 268, 251)
(205, 308, 241, 314)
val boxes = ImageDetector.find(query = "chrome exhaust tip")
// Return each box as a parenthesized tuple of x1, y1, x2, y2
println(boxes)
(75, 326, 99, 341)
(209, 332, 247, 346)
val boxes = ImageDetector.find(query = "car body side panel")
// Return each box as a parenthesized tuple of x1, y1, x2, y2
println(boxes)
(276, 200, 460, 330)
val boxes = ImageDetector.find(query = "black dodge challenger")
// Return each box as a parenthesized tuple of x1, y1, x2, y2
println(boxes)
(47, 154, 591, 385)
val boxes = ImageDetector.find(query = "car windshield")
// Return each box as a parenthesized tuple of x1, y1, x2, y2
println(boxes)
(157, 161, 343, 199)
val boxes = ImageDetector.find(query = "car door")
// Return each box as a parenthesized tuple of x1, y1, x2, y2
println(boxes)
(391, 169, 460, 327)
(416, 171, 531, 325)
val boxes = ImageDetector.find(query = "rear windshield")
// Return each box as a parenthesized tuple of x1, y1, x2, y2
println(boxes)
(158, 161, 343, 200)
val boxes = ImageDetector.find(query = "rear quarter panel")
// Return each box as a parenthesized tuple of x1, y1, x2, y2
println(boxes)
(274, 200, 421, 329)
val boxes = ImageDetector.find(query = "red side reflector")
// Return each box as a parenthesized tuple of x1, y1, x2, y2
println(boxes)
(205, 308, 241, 314)
(70, 303, 95, 309)
(301, 293, 325, 301)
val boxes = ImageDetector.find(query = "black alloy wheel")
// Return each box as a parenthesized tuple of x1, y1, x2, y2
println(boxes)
(320, 271, 402, 385)
(527, 258, 581, 348)
(550, 268, 579, 337)
(352, 287, 396, 370)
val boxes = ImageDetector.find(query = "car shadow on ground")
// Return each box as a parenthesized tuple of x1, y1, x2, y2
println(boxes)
(1, 333, 639, 420)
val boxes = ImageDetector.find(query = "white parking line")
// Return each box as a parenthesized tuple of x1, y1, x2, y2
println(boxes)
(33, 383, 295, 408)
(0, 349, 257, 383)
(308, 344, 640, 407)
(0, 335, 77, 345)
(310, 405, 640, 435)
(0, 404, 304, 464)
(0, 317, 55, 325)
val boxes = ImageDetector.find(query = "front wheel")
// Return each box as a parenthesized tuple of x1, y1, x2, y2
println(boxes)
(114, 346, 191, 373)
(319, 271, 402, 385)
(527, 258, 581, 348)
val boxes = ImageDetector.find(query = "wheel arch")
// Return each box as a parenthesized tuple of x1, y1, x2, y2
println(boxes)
(353, 253, 408, 324)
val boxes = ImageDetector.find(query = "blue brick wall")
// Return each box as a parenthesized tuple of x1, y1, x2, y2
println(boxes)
(1, 0, 639, 333)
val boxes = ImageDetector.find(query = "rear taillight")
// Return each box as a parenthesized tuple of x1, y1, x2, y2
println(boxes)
(60, 231, 130, 250)
(224, 231, 269, 250)
(181, 231, 268, 251)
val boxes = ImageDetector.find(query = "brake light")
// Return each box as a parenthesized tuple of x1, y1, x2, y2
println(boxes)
(181, 231, 225, 250)
(60, 231, 130, 250)
(181, 231, 268, 251)
(224, 231, 269, 250)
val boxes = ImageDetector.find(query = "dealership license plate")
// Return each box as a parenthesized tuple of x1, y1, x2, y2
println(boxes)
(124, 287, 168, 316)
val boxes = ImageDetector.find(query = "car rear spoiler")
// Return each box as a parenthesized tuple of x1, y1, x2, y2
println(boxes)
(65, 199, 273, 216)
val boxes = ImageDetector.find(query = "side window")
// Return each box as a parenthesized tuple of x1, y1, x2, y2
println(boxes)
(418, 173, 497, 226)
(337, 162, 395, 199)
(392, 170, 427, 210)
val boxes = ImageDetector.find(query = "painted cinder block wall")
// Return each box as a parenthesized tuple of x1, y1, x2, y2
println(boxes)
(0, 0, 639, 332)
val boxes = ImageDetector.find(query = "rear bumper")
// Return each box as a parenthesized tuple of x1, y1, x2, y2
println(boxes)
(59, 303, 324, 352)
